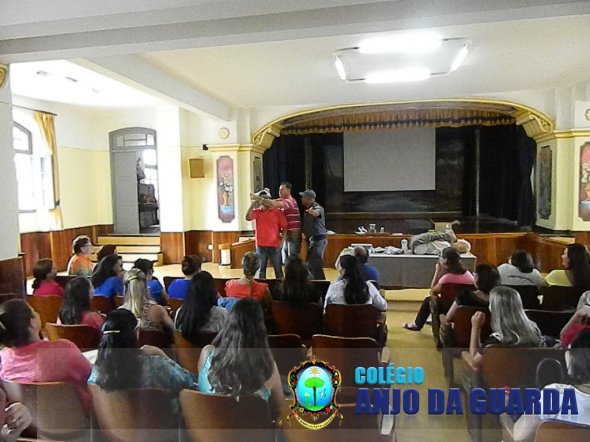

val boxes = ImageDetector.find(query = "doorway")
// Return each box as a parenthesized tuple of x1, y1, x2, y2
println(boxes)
(109, 128, 160, 234)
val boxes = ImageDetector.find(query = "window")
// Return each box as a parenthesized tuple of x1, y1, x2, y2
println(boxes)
(13, 122, 54, 212)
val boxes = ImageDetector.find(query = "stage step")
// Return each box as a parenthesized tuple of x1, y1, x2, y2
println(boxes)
(95, 235, 163, 266)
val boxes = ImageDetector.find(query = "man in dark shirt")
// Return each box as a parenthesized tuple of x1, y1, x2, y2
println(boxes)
(300, 189, 327, 280)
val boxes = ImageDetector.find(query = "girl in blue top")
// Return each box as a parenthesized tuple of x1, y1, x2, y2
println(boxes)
(91, 254, 123, 299)
(168, 255, 202, 300)
(133, 258, 167, 305)
(197, 298, 283, 418)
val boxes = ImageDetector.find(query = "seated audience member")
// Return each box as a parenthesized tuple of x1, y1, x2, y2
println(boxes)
(66, 235, 94, 277)
(546, 243, 590, 294)
(0, 390, 32, 442)
(511, 329, 590, 441)
(354, 246, 380, 283)
(168, 255, 203, 300)
(58, 276, 104, 335)
(403, 247, 475, 331)
(175, 271, 228, 341)
(88, 309, 197, 395)
(410, 228, 471, 256)
(273, 256, 320, 307)
(560, 293, 590, 347)
(31, 258, 63, 297)
(225, 252, 271, 302)
(464, 286, 544, 369)
(324, 255, 387, 311)
(442, 263, 500, 324)
(134, 258, 167, 306)
(498, 249, 545, 288)
(120, 268, 174, 335)
(0, 299, 92, 408)
(197, 298, 284, 419)
(96, 244, 117, 263)
(91, 254, 124, 299)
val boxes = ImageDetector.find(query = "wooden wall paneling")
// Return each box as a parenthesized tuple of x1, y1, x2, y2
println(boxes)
(184, 231, 214, 263)
(519, 234, 565, 273)
(230, 239, 255, 269)
(20, 232, 51, 277)
(0, 257, 25, 295)
(574, 231, 590, 246)
(160, 232, 185, 264)
(211, 232, 242, 263)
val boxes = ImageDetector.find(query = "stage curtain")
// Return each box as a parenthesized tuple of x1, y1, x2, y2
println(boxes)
(34, 111, 63, 230)
(516, 128, 536, 226)
(282, 109, 514, 135)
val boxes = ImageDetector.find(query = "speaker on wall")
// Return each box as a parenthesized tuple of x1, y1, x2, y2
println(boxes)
(189, 158, 205, 178)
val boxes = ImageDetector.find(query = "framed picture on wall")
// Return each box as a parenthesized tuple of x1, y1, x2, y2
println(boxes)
(252, 156, 263, 192)
(579, 142, 590, 221)
(217, 156, 235, 223)
(537, 145, 552, 220)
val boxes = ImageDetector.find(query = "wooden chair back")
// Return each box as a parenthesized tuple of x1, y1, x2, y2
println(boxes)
(452, 306, 490, 348)
(310, 280, 331, 302)
(257, 278, 279, 294)
(91, 296, 115, 314)
(89, 384, 178, 442)
(0, 293, 25, 306)
(173, 330, 217, 373)
(163, 276, 182, 291)
(437, 284, 476, 313)
(214, 278, 233, 297)
(311, 335, 382, 387)
(1, 380, 89, 441)
(481, 346, 566, 389)
(55, 275, 77, 289)
(167, 297, 183, 317)
(268, 334, 306, 376)
(45, 322, 100, 350)
(271, 301, 323, 345)
(525, 309, 573, 339)
(113, 295, 124, 307)
(137, 329, 174, 350)
(180, 389, 274, 442)
(324, 304, 383, 342)
(26, 295, 62, 329)
(540, 285, 580, 311)
(506, 284, 541, 309)
(534, 420, 590, 442)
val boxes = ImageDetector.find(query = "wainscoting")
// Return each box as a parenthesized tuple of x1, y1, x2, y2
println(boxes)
(0, 256, 25, 294)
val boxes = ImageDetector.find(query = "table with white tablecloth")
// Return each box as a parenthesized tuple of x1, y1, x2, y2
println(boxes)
(368, 252, 477, 288)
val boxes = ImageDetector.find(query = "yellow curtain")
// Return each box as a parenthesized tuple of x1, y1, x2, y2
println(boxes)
(34, 111, 63, 230)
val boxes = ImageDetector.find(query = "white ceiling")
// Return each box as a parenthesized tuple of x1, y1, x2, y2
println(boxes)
(3, 1, 590, 113)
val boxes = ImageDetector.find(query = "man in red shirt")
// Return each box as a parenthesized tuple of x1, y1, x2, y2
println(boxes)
(246, 189, 288, 279)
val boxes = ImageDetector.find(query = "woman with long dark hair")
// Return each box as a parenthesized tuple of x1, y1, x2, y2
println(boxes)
(175, 271, 227, 342)
(91, 254, 124, 299)
(32, 258, 63, 296)
(197, 298, 283, 418)
(498, 249, 545, 288)
(273, 256, 320, 307)
(88, 309, 196, 393)
(546, 243, 590, 294)
(324, 254, 387, 310)
(58, 276, 104, 334)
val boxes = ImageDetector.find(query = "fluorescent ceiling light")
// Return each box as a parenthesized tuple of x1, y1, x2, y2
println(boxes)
(334, 58, 347, 80)
(365, 68, 431, 84)
(359, 32, 442, 54)
(450, 44, 470, 72)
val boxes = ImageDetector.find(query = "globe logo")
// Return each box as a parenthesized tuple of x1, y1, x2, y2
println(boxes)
(296, 366, 334, 412)
(287, 357, 342, 430)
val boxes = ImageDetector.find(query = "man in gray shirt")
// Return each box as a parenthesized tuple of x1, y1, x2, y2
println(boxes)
(300, 189, 327, 280)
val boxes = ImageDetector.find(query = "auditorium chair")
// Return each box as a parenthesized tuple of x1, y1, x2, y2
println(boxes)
(324, 304, 387, 346)
(213, 277, 233, 297)
(0, 292, 25, 305)
(167, 297, 183, 317)
(54, 275, 77, 289)
(45, 322, 100, 350)
(431, 283, 476, 347)
(310, 335, 389, 387)
(506, 284, 541, 309)
(26, 295, 62, 330)
(113, 295, 124, 307)
(180, 389, 275, 442)
(91, 295, 115, 314)
(540, 285, 580, 311)
(163, 276, 182, 291)
(268, 334, 307, 377)
(2, 379, 90, 441)
(138, 330, 174, 357)
(89, 385, 179, 442)
(440, 306, 490, 385)
(271, 301, 323, 346)
(173, 329, 217, 373)
(524, 309, 573, 339)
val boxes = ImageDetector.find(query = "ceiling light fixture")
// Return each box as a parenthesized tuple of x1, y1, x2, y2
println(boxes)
(334, 34, 471, 84)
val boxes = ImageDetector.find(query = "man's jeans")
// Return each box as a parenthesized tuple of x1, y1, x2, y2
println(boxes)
(257, 246, 283, 279)
(306, 238, 327, 280)
(282, 230, 302, 262)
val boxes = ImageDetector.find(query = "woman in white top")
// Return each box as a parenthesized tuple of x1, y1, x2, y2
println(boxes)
(324, 255, 387, 311)
(498, 249, 545, 288)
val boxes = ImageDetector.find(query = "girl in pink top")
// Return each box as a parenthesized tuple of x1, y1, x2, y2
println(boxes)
(58, 276, 104, 335)
(0, 300, 93, 410)
(31, 258, 64, 297)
